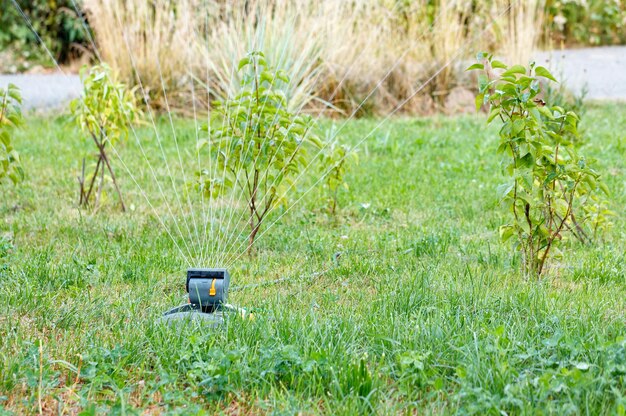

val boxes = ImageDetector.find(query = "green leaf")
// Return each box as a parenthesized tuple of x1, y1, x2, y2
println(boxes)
(538, 105, 554, 120)
(501, 65, 526, 77)
(555, 199, 569, 217)
(512, 119, 525, 136)
(599, 181, 610, 196)
(499, 225, 516, 243)
(518, 152, 535, 169)
(465, 63, 484, 71)
(8, 87, 22, 104)
(0, 131, 9, 147)
(475, 93, 484, 111)
(487, 107, 501, 123)
(535, 66, 558, 82)
(478, 74, 490, 93)
(497, 182, 514, 201)
(196, 139, 208, 150)
(276, 70, 290, 83)
(237, 57, 250, 71)
(491, 60, 507, 69)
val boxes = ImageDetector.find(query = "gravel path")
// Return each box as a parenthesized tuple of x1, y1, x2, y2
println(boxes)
(535, 46, 626, 101)
(0, 74, 81, 111)
(1, 46, 625, 111)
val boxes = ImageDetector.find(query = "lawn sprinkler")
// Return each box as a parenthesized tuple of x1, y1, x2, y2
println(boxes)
(160, 268, 231, 326)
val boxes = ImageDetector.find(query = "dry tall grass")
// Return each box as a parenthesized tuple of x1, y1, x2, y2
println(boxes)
(82, 0, 546, 115)
(493, 0, 546, 65)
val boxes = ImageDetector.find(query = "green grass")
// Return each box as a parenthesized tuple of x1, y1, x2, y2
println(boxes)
(1, 104, 626, 414)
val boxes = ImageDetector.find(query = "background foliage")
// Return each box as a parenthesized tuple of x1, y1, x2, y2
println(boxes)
(545, 0, 626, 46)
(2, 0, 625, 112)
(0, 0, 89, 72)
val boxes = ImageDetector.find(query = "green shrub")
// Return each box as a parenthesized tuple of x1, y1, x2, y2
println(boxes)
(70, 64, 140, 212)
(0, 83, 24, 185)
(197, 51, 323, 251)
(318, 131, 357, 215)
(470, 54, 610, 277)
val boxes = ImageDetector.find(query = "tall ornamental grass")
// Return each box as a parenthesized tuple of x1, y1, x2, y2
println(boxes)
(83, 0, 546, 115)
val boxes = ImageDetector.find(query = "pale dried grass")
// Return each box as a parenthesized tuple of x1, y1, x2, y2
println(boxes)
(82, 0, 545, 115)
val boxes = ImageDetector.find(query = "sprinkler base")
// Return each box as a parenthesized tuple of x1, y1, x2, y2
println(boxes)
(159, 304, 224, 327)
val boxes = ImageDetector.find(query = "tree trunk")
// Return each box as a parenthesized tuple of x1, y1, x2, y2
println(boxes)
(78, 158, 86, 206)
(83, 155, 102, 206)
(95, 163, 105, 209)
(100, 149, 126, 212)
(90, 130, 126, 212)
(248, 220, 261, 254)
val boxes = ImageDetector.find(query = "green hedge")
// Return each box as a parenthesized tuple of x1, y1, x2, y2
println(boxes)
(0, 0, 89, 70)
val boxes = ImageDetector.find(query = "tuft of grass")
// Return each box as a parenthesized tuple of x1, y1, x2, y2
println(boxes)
(0, 104, 625, 413)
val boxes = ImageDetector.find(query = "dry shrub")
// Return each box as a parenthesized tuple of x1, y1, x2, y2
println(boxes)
(82, 0, 546, 116)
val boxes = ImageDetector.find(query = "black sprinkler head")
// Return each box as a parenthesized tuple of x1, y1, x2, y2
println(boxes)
(186, 268, 231, 312)
(160, 268, 231, 325)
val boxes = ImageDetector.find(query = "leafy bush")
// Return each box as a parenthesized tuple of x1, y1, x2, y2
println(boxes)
(0, 83, 24, 185)
(470, 54, 610, 277)
(318, 131, 357, 215)
(197, 51, 322, 251)
(70, 64, 139, 212)
(0, 0, 89, 72)
(543, 79, 588, 123)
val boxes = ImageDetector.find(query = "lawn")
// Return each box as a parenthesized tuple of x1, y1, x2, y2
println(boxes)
(1, 104, 625, 414)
